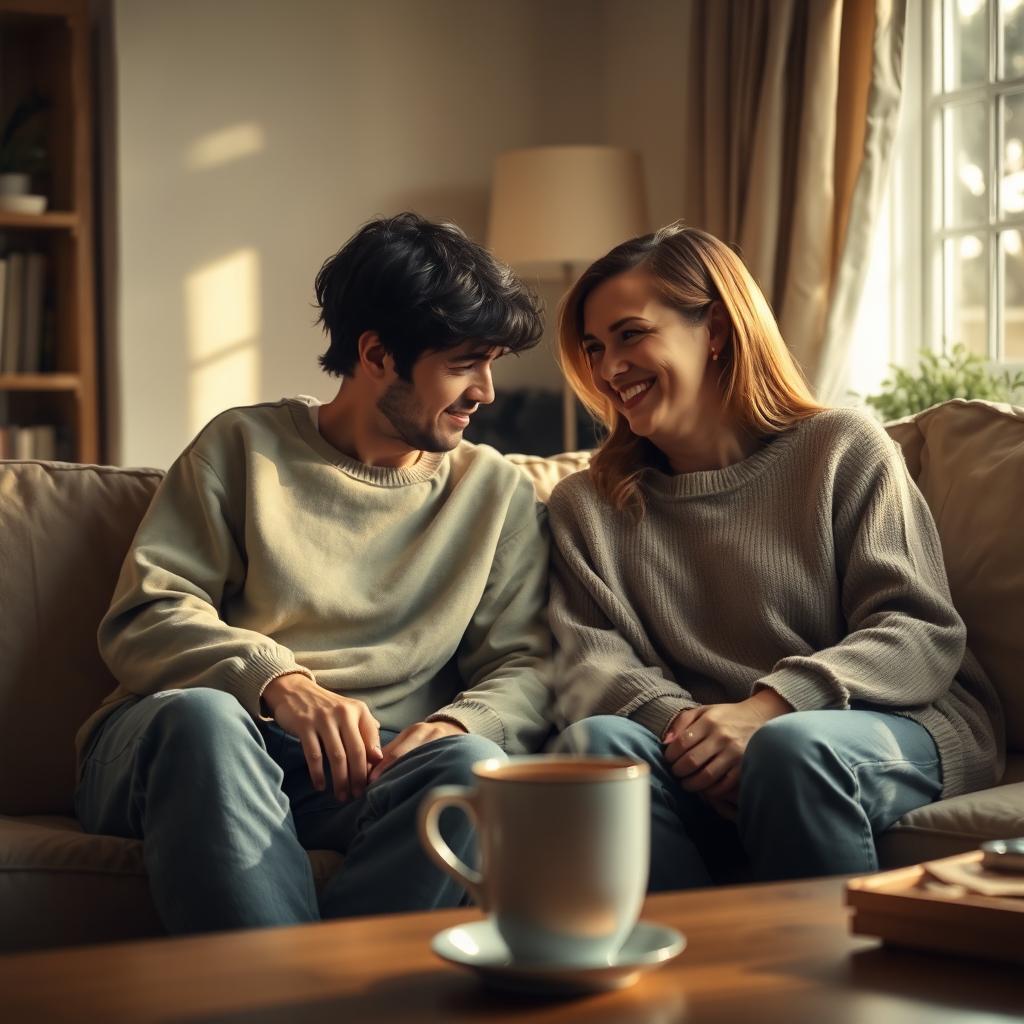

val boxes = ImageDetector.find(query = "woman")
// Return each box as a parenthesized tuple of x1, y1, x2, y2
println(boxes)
(547, 223, 1004, 889)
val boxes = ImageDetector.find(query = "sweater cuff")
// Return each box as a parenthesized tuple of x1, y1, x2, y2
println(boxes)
(237, 649, 315, 721)
(428, 700, 507, 749)
(757, 664, 847, 713)
(629, 695, 698, 741)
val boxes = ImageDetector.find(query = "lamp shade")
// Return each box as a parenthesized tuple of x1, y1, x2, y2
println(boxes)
(487, 145, 649, 278)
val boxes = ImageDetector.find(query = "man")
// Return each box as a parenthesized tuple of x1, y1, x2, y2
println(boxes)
(74, 213, 553, 934)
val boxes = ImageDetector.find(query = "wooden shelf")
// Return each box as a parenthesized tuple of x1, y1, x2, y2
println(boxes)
(0, 373, 80, 391)
(0, 0, 76, 19)
(0, 0, 99, 463)
(0, 210, 78, 231)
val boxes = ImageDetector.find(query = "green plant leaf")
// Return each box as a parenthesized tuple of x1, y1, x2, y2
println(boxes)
(860, 344, 1024, 418)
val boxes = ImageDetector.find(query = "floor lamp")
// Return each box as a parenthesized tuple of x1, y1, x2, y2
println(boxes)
(486, 145, 649, 451)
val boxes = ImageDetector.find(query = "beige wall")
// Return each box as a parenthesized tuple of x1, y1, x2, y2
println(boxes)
(604, 0, 694, 229)
(111, 0, 688, 467)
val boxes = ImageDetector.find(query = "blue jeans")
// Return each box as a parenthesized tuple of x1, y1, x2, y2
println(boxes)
(551, 711, 942, 888)
(75, 687, 504, 934)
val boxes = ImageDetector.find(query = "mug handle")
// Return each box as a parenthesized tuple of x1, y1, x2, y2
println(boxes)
(417, 785, 485, 908)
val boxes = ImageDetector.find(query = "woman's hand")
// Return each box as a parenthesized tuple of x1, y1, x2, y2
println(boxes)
(663, 689, 792, 804)
(368, 720, 467, 782)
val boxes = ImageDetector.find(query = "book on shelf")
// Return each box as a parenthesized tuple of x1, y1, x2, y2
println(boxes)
(0, 251, 48, 374)
(0, 258, 6, 369)
(40, 304, 56, 372)
(1, 252, 25, 374)
(21, 252, 45, 373)
(31, 424, 57, 460)
(13, 426, 32, 460)
(0, 423, 58, 460)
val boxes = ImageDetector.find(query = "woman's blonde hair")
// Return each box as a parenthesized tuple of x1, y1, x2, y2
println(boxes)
(557, 222, 822, 513)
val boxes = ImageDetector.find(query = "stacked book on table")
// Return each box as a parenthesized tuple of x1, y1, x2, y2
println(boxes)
(0, 250, 49, 374)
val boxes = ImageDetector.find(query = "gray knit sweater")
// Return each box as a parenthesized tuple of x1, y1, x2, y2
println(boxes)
(547, 408, 1004, 799)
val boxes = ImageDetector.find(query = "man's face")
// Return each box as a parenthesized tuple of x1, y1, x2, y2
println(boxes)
(377, 341, 503, 452)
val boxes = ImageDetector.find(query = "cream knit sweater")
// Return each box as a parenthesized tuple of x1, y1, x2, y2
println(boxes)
(78, 398, 553, 760)
(548, 408, 1004, 798)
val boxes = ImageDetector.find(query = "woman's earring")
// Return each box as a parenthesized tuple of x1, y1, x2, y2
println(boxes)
(711, 349, 720, 362)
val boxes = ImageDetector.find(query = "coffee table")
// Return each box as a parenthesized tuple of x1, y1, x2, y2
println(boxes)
(2, 877, 1019, 1022)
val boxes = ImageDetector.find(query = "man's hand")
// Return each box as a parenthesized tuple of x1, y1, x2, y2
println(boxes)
(262, 672, 383, 802)
(663, 688, 792, 804)
(368, 720, 467, 783)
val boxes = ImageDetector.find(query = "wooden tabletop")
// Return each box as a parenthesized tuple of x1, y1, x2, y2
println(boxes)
(1, 877, 1020, 1023)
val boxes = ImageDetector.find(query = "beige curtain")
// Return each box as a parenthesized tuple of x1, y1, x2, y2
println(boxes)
(686, 0, 906, 394)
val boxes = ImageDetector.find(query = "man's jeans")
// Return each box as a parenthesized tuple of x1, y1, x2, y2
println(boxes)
(75, 687, 503, 935)
(551, 711, 943, 888)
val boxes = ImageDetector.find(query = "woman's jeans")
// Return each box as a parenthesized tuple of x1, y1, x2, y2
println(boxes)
(75, 687, 503, 935)
(551, 711, 943, 889)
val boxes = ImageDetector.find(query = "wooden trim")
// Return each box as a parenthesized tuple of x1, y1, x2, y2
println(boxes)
(67, 0, 97, 462)
(0, 372, 80, 390)
(0, 0, 79, 18)
(0, 210, 78, 230)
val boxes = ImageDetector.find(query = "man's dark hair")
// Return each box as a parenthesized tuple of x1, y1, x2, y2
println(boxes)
(314, 212, 544, 380)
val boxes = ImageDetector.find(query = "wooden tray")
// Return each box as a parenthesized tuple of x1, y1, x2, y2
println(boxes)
(846, 851, 1024, 965)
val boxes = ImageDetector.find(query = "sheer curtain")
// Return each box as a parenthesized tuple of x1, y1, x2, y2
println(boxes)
(685, 0, 908, 399)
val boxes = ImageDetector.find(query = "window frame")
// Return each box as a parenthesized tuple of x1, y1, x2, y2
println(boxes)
(925, 0, 1024, 366)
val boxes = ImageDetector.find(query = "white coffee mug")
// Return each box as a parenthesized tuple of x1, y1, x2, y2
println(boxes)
(418, 755, 650, 966)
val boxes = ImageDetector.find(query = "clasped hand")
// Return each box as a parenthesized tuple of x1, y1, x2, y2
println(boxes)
(663, 688, 792, 818)
(262, 673, 465, 802)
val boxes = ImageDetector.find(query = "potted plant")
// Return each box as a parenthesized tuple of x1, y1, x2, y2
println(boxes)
(0, 93, 50, 209)
(862, 344, 1024, 420)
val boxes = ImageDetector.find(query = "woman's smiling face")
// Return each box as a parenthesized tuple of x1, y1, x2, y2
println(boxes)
(581, 267, 721, 444)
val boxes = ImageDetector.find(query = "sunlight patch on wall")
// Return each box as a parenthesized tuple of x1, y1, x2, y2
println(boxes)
(186, 249, 261, 434)
(186, 122, 266, 171)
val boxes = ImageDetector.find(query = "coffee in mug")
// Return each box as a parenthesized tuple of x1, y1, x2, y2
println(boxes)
(418, 755, 649, 966)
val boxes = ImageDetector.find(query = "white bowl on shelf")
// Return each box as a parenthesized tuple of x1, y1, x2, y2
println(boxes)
(0, 172, 31, 196)
(0, 194, 48, 214)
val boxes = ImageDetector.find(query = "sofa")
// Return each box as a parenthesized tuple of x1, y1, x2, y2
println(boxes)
(1, 398, 1022, 952)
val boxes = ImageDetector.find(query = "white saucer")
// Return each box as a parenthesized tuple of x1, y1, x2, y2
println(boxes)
(431, 919, 685, 994)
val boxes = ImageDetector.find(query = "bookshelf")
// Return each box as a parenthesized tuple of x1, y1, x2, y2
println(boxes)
(0, 0, 98, 462)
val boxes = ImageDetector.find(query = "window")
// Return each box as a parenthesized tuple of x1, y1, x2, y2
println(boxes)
(927, 0, 1024, 363)
(810, 0, 1024, 399)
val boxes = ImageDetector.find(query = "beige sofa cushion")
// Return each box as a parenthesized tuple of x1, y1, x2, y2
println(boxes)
(0, 814, 343, 951)
(879, 756, 1024, 868)
(885, 400, 1024, 754)
(507, 450, 591, 502)
(0, 463, 163, 816)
